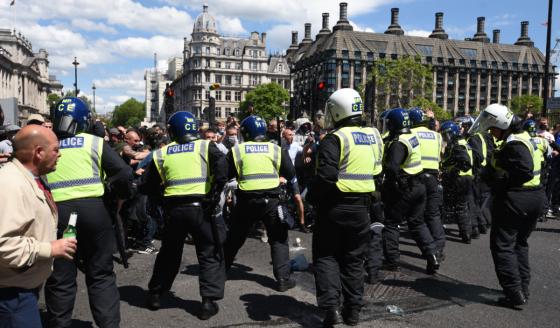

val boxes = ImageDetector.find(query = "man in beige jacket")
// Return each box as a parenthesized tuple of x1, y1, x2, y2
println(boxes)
(0, 125, 77, 328)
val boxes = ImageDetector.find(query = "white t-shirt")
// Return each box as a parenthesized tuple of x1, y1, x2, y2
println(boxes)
(285, 141, 302, 165)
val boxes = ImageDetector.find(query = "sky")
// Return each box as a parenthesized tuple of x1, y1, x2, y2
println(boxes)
(0, 0, 558, 114)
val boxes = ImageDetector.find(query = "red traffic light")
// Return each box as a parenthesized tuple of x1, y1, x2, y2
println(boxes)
(317, 81, 326, 90)
(166, 88, 174, 97)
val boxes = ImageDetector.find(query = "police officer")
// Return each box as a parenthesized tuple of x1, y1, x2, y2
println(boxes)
(440, 121, 475, 243)
(45, 97, 132, 328)
(224, 115, 297, 292)
(470, 104, 546, 308)
(307, 88, 377, 326)
(381, 108, 439, 274)
(523, 119, 551, 222)
(410, 107, 445, 261)
(363, 117, 385, 285)
(144, 111, 227, 320)
(465, 117, 495, 234)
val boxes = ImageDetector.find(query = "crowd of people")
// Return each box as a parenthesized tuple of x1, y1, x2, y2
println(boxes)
(0, 88, 555, 327)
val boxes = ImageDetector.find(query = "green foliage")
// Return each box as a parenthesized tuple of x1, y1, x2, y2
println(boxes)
(369, 55, 433, 110)
(47, 93, 61, 112)
(239, 83, 289, 121)
(111, 98, 145, 127)
(510, 95, 543, 116)
(410, 98, 451, 121)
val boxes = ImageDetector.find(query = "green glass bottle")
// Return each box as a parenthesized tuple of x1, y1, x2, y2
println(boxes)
(63, 212, 78, 238)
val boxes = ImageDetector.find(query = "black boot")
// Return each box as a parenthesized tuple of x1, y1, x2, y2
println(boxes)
(277, 277, 296, 292)
(199, 298, 219, 320)
(435, 249, 446, 262)
(322, 308, 342, 327)
(342, 307, 360, 326)
(366, 271, 383, 285)
(426, 254, 440, 275)
(146, 292, 161, 311)
(471, 227, 480, 239)
(498, 290, 527, 309)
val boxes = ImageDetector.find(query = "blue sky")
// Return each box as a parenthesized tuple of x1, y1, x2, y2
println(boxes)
(0, 0, 558, 114)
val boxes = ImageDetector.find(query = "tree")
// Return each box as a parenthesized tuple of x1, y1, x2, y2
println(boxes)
(510, 95, 543, 116)
(410, 98, 451, 121)
(368, 55, 433, 112)
(111, 98, 145, 127)
(239, 83, 290, 121)
(47, 93, 61, 112)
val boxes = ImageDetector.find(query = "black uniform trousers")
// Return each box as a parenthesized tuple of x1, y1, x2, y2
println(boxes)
(45, 198, 120, 328)
(490, 189, 546, 297)
(313, 200, 370, 311)
(472, 176, 492, 227)
(224, 196, 290, 281)
(365, 193, 384, 276)
(382, 180, 435, 264)
(421, 172, 445, 252)
(148, 202, 226, 300)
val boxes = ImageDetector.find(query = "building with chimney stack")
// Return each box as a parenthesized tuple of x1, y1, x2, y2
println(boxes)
(287, 2, 557, 118)
(170, 4, 290, 121)
(0, 29, 63, 125)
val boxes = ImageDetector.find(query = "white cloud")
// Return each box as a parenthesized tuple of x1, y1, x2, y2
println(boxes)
(406, 29, 432, 38)
(93, 70, 145, 95)
(216, 15, 246, 36)
(350, 20, 375, 33)
(71, 19, 117, 34)
(95, 35, 183, 60)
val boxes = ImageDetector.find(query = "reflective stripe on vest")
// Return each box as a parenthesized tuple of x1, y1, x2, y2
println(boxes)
(232, 142, 280, 191)
(153, 140, 211, 197)
(362, 126, 384, 176)
(332, 127, 376, 193)
(457, 139, 473, 176)
(530, 137, 548, 167)
(476, 133, 488, 167)
(505, 132, 541, 188)
(397, 133, 423, 175)
(411, 126, 441, 171)
(46, 133, 104, 202)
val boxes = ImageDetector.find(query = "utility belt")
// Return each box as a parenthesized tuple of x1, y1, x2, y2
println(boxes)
(236, 190, 280, 201)
(163, 195, 205, 208)
(333, 194, 372, 206)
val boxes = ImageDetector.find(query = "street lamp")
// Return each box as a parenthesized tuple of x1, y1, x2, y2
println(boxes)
(72, 57, 80, 96)
(92, 83, 96, 112)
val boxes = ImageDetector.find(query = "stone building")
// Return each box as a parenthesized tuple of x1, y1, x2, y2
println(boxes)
(287, 2, 557, 118)
(0, 29, 62, 124)
(170, 5, 290, 120)
(144, 65, 172, 123)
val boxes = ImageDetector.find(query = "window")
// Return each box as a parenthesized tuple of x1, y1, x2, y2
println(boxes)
(225, 75, 232, 85)
(216, 107, 222, 118)
(225, 62, 231, 69)
(278, 64, 283, 72)
(205, 73, 211, 83)
(205, 47, 210, 54)
(193, 59, 200, 67)
(460, 48, 477, 59)
(235, 62, 242, 70)
(205, 90, 210, 99)
(251, 62, 258, 71)
(235, 91, 241, 101)
(193, 89, 202, 100)
(225, 91, 231, 101)
(216, 48, 221, 55)
(216, 61, 221, 68)
(252, 50, 258, 58)
(251, 75, 258, 86)
(205, 60, 211, 68)
(215, 90, 222, 101)
(235, 49, 240, 56)
(193, 73, 201, 83)
(416, 45, 433, 56)
(215, 74, 222, 83)
(194, 47, 201, 54)
(225, 48, 231, 56)
(225, 107, 231, 116)
(234, 75, 242, 85)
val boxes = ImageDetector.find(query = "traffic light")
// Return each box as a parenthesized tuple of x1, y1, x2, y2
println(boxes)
(317, 81, 326, 91)
(209, 83, 221, 91)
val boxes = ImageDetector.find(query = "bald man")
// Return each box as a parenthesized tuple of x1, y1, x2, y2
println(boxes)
(0, 125, 77, 328)
(122, 130, 149, 167)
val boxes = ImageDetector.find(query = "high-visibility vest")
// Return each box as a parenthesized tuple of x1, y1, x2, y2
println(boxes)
(153, 140, 211, 197)
(232, 141, 281, 191)
(457, 139, 473, 177)
(411, 126, 442, 171)
(470, 132, 488, 167)
(46, 133, 104, 202)
(332, 126, 377, 193)
(362, 126, 384, 176)
(495, 132, 541, 188)
(394, 133, 423, 175)
(530, 136, 548, 166)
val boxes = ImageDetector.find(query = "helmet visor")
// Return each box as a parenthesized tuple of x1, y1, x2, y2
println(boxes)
(324, 102, 335, 130)
(468, 111, 495, 135)
(54, 115, 77, 137)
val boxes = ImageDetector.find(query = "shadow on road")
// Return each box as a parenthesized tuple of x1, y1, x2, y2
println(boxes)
(239, 293, 322, 327)
(118, 285, 200, 317)
(535, 227, 560, 233)
(226, 263, 277, 290)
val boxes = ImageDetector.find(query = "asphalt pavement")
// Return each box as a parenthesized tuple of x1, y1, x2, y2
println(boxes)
(41, 218, 560, 328)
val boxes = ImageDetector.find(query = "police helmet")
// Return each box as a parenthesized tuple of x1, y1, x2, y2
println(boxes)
(385, 108, 411, 134)
(523, 119, 537, 137)
(469, 103, 514, 134)
(377, 110, 389, 133)
(240, 115, 267, 141)
(440, 120, 461, 142)
(324, 88, 363, 129)
(167, 111, 199, 144)
(408, 107, 426, 127)
(53, 97, 91, 138)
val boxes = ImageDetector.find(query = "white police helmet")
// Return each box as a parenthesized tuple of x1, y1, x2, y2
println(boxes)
(469, 103, 513, 134)
(324, 88, 363, 129)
